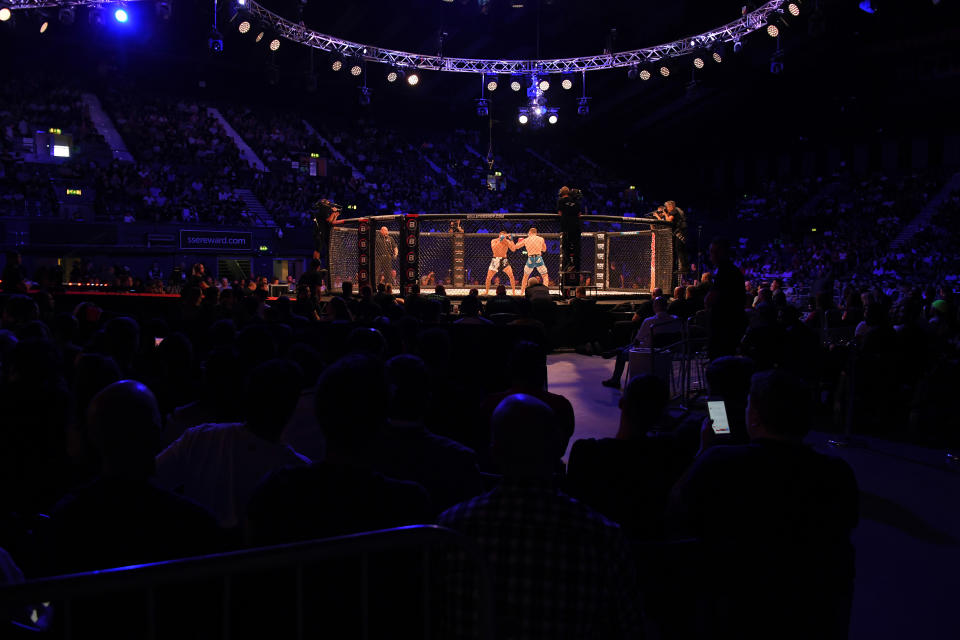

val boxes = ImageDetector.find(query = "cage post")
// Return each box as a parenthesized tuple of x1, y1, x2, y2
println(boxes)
(400, 214, 420, 294)
(357, 218, 372, 289)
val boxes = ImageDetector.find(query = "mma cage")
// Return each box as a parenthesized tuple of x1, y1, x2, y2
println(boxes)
(329, 214, 676, 297)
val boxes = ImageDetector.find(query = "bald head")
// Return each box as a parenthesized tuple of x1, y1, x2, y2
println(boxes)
(88, 380, 162, 478)
(491, 394, 561, 479)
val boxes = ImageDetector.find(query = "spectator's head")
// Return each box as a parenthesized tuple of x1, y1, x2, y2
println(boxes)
(460, 295, 483, 318)
(771, 278, 783, 292)
(617, 374, 670, 438)
(385, 354, 430, 423)
(673, 286, 685, 300)
(653, 296, 669, 313)
(746, 369, 813, 441)
(709, 236, 730, 264)
(2, 295, 39, 330)
(243, 359, 304, 442)
(341, 281, 354, 298)
(491, 394, 560, 480)
(435, 284, 446, 297)
(575, 286, 586, 299)
(496, 284, 507, 297)
(327, 296, 353, 322)
(315, 354, 388, 453)
(360, 285, 373, 300)
(508, 340, 546, 389)
(652, 287, 664, 298)
(346, 327, 387, 358)
(87, 380, 161, 479)
(527, 276, 541, 287)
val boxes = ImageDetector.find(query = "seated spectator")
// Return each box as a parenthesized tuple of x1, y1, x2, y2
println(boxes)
(602, 296, 681, 389)
(671, 369, 859, 639)
(162, 346, 244, 447)
(454, 295, 492, 325)
(438, 394, 642, 639)
(477, 341, 575, 466)
(427, 284, 452, 315)
(566, 374, 678, 538)
(48, 381, 221, 575)
(484, 284, 518, 317)
(155, 359, 311, 528)
(524, 275, 551, 300)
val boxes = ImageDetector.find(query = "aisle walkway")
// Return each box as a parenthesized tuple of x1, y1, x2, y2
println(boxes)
(547, 353, 960, 640)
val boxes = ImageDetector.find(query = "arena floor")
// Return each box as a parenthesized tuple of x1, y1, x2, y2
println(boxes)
(550, 352, 960, 640)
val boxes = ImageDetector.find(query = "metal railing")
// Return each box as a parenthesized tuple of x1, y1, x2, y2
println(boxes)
(0, 525, 494, 640)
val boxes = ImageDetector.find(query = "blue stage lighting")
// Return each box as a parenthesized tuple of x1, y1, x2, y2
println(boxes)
(114, 8, 128, 23)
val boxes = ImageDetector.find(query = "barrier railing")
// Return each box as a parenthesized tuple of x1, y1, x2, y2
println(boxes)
(0, 525, 494, 640)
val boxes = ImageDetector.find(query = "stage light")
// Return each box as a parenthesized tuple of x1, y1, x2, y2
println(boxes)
(238, 0, 247, 5)
(59, 7, 74, 24)
(270, 38, 280, 51)
(407, 72, 419, 86)
(659, 65, 670, 77)
(255, 31, 264, 43)
(639, 69, 651, 81)
(577, 96, 590, 115)
(787, 2, 800, 16)
(512, 1, 525, 7)
(510, 80, 521, 91)
(539, 79, 549, 91)
(627, 66, 638, 80)
(733, 40, 742, 53)
(209, 30, 224, 52)
(40, 20, 49, 33)
(693, 57, 705, 69)
(476, 98, 489, 117)
(0, 7, 10, 23)
(238, 20, 250, 34)
(156, 1, 172, 21)
(518, 114, 528, 124)
(561, 78, 573, 90)
(331, 52, 343, 71)
(350, 63, 362, 76)
(712, 51, 722, 63)
(487, 79, 498, 91)
(114, 8, 128, 23)
(387, 70, 398, 82)
(767, 24, 779, 37)
(548, 114, 558, 124)
(358, 86, 371, 106)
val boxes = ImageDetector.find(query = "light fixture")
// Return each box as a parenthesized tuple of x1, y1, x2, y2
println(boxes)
(487, 79, 498, 91)
(331, 52, 343, 71)
(510, 80, 521, 91)
(712, 51, 723, 63)
(733, 40, 742, 53)
(518, 114, 528, 124)
(767, 24, 779, 37)
(0, 6, 10, 22)
(40, 20, 49, 33)
(156, 1, 172, 21)
(255, 31, 264, 43)
(787, 2, 800, 16)
(538, 79, 549, 91)
(350, 63, 362, 76)
(358, 86, 371, 106)
(407, 72, 420, 86)
(639, 69, 651, 81)
(238, 20, 250, 34)
(387, 69, 398, 83)
(269, 38, 280, 51)
(476, 98, 489, 117)
(659, 65, 670, 77)
(548, 114, 558, 125)
(209, 29, 224, 52)
(693, 57, 705, 69)
(114, 7, 128, 23)
(58, 7, 74, 24)
(561, 78, 573, 90)
(577, 96, 590, 115)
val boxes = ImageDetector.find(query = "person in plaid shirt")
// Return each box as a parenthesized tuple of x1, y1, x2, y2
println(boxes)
(438, 394, 643, 639)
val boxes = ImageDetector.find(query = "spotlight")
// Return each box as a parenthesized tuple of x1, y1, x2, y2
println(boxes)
(350, 63, 362, 76)
(512, 1, 525, 7)
(577, 97, 590, 116)
(518, 114, 528, 124)
(487, 79, 498, 91)
(58, 7, 74, 25)
(358, 86, 371, 106)
(156, 1, 172, 21)
(561, 78, 573, 90)
(476, 98, 489, 117)
(693, 57, 705, 69)
(659, 65, 670, 77)
(114, 7, 128, 23)
(270, 38, 280, 51)
(387, 69, 398, 83)
(209, 29, 224, 52)
(510, 80, 521, 91)
(407, 72, 419, 86)
(767, 24, 779, 37)
(627, 66, 638, 80)
(639, 69, 651, 81)
(238, 21, 250, 34)
(0, 7, 10, 23)
(787, 2, 800, 16)
(255, 31, 264, 43)
(548, 114, 558, 125)
(712, 51, 722, 63)
(331, 52, 343, 71)
(40, 20, 49, 33)
(539, 79, 549, 91)
(733, 40, 742, 53)
(770, 60, 784, 74)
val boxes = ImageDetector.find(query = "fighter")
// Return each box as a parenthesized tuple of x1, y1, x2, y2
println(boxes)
(485, 230, 518, 296)
(514, 227, 549, 295)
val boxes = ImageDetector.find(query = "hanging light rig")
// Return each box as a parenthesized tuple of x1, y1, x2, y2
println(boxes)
(517, 72, 558, 126)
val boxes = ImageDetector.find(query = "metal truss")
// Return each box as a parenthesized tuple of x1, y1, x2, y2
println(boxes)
(8, 0, 790, 76)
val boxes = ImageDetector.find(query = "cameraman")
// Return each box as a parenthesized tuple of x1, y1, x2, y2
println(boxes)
(558, 186, 583, 288)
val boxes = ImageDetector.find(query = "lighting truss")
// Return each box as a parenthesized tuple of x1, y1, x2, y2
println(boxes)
(6, 0, 791, 78)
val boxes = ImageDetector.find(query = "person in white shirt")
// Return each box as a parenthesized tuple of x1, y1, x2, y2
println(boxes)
(155, 359, 311, 528)
(602, 296, 681, 389)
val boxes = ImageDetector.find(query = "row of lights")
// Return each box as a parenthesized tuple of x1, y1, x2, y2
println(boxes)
(0, 2, 141, 30)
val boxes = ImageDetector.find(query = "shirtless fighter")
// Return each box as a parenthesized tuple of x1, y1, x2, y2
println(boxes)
(514, 227, 549, 294)
(485, 230, 517, 296)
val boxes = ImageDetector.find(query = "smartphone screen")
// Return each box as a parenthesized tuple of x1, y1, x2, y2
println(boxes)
(707, 400, 731, 435)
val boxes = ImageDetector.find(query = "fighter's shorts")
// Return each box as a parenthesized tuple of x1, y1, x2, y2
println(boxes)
(525, 254, 548, 274)
(488, 257, 510, 273)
